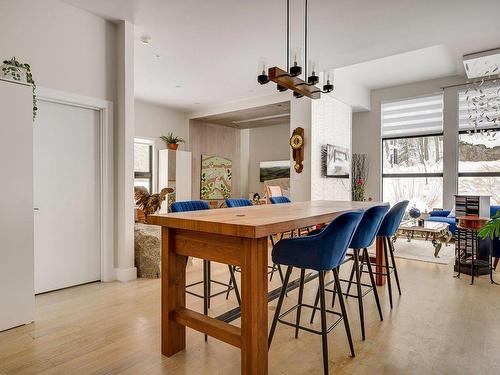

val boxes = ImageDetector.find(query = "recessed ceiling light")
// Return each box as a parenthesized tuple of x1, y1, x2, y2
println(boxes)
(153, 53, 160, 58)
(140, 35, 151, 45)
(194, 102, 201, 105)
(175, 85, 182, 88)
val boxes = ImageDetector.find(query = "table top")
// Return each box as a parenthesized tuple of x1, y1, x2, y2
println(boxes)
(399, 220, 449, 232)
(148, 200, 380, 238)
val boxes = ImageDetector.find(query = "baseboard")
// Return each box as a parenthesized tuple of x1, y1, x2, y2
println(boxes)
(115, 267, 137, 282)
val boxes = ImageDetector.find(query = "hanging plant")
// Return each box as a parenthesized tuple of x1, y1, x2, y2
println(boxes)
(1, 57, 37, 120)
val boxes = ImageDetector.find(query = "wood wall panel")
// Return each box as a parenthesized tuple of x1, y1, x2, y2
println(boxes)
(189, 120, 242, 200)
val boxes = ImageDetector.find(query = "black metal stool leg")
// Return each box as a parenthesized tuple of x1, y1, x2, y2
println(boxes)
(318, 271, 329, 375)
(207, 260, 212, 309)
(383, 238, 393, 308)
(353, 248, 365, 340)
(295, 269, 306, 338)
(268, 266, 293, 348)
(331, 270, 337, 308)
(388, 240, 401, 295)
(333, 268, 355, 357)
(203, 260, 209, 342)
(345, 255, 357, 298)
(228, 265, 241, 306)
(364, 248, 383, 321)
(310, 286, 320, 324)
(277, 264, 285, 284)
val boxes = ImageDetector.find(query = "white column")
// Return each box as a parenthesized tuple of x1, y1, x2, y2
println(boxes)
(115, 21, 137, 281)
(442, 86, 460, 210)
(289, 98, 312, 201)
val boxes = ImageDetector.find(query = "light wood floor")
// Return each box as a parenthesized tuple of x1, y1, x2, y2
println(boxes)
(1, 256, 500, 375)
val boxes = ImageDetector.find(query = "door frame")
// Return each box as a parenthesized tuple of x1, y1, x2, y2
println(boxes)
(36, 87, 114, 282)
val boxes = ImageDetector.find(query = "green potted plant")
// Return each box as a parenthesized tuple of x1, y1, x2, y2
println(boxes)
(479, 210, 500, 240)
(1, 57, 37, 120)
(160, 132, 185, 150)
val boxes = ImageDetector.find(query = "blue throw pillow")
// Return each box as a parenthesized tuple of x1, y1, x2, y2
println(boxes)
(447, 207, 455, 218)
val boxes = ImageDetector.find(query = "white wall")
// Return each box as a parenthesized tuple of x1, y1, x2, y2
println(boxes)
(135, 99, 187, 192)
(135, 99, 187, 150)
(0, 0, 116, 102)
(311, 95, 352, 200)
(247, 123, 290, 197)
(352, 75, 465, 209)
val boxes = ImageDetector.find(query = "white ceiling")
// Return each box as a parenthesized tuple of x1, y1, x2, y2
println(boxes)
(62, 0, 500, 111)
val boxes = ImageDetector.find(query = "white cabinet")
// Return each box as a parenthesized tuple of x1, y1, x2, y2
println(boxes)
(158, 149, 192, 212)
(0, 78, 35, 331)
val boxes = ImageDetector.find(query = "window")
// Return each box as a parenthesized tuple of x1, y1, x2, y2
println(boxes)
(457, 86, 500, 204)
(134, 139, 153, 193)
(381, 94, 444, 212)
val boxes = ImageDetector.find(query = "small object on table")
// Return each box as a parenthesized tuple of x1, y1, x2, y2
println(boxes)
(409, 207, 421, 222)
(454, 216, 496, 285)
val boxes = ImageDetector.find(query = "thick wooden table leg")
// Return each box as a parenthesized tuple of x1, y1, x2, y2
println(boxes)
(375, 236, 386, 286)
(241, 237, 268, 375)
(162, 227, 187, 356)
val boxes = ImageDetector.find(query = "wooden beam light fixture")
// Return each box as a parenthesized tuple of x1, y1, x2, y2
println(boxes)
(257, 0, 334, 99)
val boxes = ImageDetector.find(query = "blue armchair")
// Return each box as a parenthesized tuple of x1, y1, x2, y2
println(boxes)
(427, 210, 456, 234)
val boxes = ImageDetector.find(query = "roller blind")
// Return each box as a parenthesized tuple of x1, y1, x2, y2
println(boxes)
(459, 84, 500, 130)
(381, 94, 443, 138)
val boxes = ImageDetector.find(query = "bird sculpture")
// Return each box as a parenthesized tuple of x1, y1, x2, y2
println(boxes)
(134, 186, 174, 221)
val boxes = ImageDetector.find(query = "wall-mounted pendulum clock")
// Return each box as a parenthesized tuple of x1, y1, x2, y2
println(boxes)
(289, 127, 305, 173)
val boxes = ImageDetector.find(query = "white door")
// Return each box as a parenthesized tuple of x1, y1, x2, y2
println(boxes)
(34, 100, 101, 294)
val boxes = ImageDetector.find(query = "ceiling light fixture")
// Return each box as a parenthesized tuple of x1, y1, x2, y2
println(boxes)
(257, 0, 333, 99)
(153, 53, 160, 58)
(140, 35, 151, 45)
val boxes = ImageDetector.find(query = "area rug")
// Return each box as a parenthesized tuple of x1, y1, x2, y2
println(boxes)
(391, 238, 455, 265)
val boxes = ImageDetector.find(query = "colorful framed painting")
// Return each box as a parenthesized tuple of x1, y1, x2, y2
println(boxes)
(200, 155, 232, 200)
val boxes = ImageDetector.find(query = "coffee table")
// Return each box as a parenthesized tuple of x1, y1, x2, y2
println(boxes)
(395, 220, 452, 258)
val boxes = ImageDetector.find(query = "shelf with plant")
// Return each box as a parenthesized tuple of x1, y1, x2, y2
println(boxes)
(1, 57, 37, 120)
(160, 132, 185, 150)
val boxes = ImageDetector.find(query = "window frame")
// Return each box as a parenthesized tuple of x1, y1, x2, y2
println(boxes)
(134, 140, 153, 193)
(381, 135, 445, 194)
(457, 127, 500, 196)
(380, 93, 445, 210)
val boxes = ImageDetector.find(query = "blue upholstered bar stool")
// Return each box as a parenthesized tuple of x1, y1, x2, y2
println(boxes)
(268, 211, 363, 375)
(225, 198, 253, 208)
(171, 200, 241, 340)
(225, 198, 284, 283)
(312, 205, 389, 340)
(269, 196, 291, 204)
(270, 196, 309, 238)
(375, 200, 409, 308)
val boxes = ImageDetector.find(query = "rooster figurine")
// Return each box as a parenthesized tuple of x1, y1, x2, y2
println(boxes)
(134, 186, 174, 221)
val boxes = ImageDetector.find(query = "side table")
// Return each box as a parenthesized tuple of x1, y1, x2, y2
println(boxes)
(454, 216, 497, 285)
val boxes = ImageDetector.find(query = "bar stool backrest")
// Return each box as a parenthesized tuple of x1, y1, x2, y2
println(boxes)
(349, 204, 390, 249)
(225, 198, 253, 208)
(272, 210, 363, 271)
(377, 200, 409, 237)
(270, 196, 291, 204)
(171, 200, 210, 212)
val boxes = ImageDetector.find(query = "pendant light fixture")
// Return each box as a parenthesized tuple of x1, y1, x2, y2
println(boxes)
(257, 0, 334, 99)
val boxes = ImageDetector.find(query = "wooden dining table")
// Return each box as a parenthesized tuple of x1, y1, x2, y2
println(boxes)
(148, 200, 384, 375)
